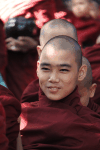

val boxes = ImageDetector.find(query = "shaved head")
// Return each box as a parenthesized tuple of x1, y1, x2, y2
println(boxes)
(40, 19, 78, 46)
(41, 35, 82, 69)
(78, 56, 92, 89)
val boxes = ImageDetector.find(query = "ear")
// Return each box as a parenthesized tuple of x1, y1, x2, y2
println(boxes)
(36, 60, 40, 78)
(78, 64, 87, 82)
(89, 83, 97, 98)
(37, 45, 42, 57)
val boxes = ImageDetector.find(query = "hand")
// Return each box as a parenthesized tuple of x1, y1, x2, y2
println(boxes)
(96, 35, 100, 44)
(6, 36, 38, 52)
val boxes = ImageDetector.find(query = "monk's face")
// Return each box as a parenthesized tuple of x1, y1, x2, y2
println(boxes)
(37, 45, 79, 101)
(72, 0, 90, 18)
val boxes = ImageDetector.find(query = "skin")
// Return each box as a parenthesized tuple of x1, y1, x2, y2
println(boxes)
(78, 83, 97, 106)
(37, 44, 86, 101)
(71, 0, 90, 18)
(37, 22, 78, 57)
(89, 1, 99, 19)
(6, 36, 38, 52)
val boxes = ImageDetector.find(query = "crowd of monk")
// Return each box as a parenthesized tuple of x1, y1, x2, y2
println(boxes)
(0, 0, 100, 149)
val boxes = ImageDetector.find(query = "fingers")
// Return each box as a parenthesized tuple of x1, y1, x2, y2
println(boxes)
(5, 37, 15, 43)
(6, 36, 38, 52)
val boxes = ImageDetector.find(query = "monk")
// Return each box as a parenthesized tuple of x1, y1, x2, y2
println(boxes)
(78, 56, 96, 106)
(78, 56, 100, 114)
(21, 19, 78, 102)
(20, 35, 100, 150)
(0, 85, 21, 150)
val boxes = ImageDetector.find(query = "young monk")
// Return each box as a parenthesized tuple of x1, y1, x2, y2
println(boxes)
(20, 35, 100, 150)
(78, 56, 100, 114)
(21, 18, 78, 102)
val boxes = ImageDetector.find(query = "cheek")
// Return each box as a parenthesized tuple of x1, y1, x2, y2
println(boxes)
(38, 71, 49, 84)
(61, 72, 78, 85)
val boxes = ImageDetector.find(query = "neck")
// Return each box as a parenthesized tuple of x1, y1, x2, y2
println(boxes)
(38, 86, 80, 109)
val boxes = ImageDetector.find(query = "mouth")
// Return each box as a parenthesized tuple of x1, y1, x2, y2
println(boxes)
(47, 86, 60, 93)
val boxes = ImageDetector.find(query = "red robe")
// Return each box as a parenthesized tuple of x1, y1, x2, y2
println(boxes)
(0, 19, 7, 73)
(0, 85, 21, 150)
(21, 79, 100, 150)
(88, 99, 100, 115)
(83, 44, 100, 105)
(83, 44, 100, 82)
(0, 102, 8, 150)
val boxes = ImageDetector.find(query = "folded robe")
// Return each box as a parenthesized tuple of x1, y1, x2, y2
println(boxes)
(0, 102, 8, 150)
(21, 79, 100, 150)
(0, 85, 21, 150)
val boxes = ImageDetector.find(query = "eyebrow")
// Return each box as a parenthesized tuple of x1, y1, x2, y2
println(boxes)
(40, 63, 72, 68)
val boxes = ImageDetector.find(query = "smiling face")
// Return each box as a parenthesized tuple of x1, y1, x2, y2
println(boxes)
(37, 45, 80, 101)
(72, 0, 90, 18)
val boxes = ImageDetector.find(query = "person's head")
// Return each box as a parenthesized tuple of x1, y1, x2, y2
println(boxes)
(37, 19, 78, 56)
(37, 35, 87, 101)
(71, 0, 92, 18)
(78, 56, 97, 106)
(89, 1, 99, 19)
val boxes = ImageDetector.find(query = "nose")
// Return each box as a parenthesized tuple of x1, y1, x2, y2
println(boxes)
(48, 71, 59, 83)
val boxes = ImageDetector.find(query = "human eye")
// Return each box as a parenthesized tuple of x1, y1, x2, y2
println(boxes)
(41, 67, 50, 71)
(60, 68, 69, 72)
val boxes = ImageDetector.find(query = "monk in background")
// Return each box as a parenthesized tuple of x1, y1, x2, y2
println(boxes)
(78, 56, 100, 114)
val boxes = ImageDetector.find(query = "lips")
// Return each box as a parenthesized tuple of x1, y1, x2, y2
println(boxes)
(47, 86, 60, 93)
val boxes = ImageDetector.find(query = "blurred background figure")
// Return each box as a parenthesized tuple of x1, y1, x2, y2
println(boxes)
(90, 0, 100, 19)
(0, 0, 58, 100)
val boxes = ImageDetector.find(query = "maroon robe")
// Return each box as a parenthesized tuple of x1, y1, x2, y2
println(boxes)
(83, 44, 100, 82)
(0, 102, 8, 150)
(83, 44, 100, 105)
(0, 19, 7, 73)
(0, 85, 21, 150)
(2, 49, 38, 100)
(21, 79, 100, 150)
(88, 99, 100, 115)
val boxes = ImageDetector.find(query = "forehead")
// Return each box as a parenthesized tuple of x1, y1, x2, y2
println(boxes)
(72, 0, 88, 4)
(40, 45, 76, 64)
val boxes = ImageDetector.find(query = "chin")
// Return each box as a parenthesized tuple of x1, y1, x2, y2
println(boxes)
(46, 94, 62, 101)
